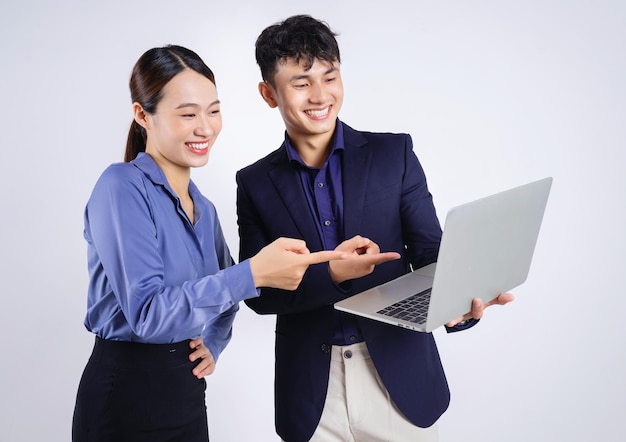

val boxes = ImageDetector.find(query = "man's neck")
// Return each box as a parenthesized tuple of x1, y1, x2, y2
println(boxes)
(288, 130, 335, 169)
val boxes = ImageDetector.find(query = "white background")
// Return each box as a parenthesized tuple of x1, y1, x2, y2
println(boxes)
(1, 1, 624, 441)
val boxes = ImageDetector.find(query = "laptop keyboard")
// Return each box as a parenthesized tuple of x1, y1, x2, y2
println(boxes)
(377, 288, 432, 324)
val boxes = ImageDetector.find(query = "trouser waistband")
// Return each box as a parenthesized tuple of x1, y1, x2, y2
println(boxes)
(330, 341, 370, 362)
(89, 336, 193, 369)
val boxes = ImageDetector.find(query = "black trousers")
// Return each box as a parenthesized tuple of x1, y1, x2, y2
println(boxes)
(72, 337, 209, 442)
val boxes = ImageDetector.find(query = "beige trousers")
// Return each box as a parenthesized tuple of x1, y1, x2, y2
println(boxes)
(308, 342, 439, 442)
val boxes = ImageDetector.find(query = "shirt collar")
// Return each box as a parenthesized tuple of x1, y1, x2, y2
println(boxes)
(131, 152, 168, 186)
(285, 118, 345, 168)
(131, 152, 202, 201)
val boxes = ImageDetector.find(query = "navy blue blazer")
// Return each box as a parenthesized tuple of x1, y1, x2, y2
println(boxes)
(237, 122, 451, 442)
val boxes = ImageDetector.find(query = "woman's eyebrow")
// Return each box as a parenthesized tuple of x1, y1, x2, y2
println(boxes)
(175, 100, 221, 109)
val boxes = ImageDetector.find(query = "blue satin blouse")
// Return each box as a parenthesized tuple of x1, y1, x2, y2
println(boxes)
(82, 153, 258, 360)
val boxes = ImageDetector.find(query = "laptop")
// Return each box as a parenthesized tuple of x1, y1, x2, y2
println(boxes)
(334, 177, 553, 332)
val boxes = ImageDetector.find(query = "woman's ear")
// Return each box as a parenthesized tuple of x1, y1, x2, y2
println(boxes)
(133, 102, 150, 129)
(258, 82, 278, 108)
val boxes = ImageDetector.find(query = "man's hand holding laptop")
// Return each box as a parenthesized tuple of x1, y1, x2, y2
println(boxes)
(446, 292, 515, 327)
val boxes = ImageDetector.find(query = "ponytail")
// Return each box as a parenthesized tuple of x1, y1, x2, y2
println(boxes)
(124, 120, 146, 162)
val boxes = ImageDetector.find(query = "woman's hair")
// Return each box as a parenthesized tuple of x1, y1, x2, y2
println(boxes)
(124, 45, 216, 162)
(255, 15, 341, 86)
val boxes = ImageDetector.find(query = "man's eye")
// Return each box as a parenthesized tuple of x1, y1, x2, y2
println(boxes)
(182, 114, 195, 118)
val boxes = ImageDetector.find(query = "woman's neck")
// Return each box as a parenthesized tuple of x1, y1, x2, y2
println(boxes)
(148, 153, 194, 222)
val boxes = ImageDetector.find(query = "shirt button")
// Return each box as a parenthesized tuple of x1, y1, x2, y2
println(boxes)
(324, 220, 331, 226)
(344, 350, 353, 359)
(317, 182, 324, 188)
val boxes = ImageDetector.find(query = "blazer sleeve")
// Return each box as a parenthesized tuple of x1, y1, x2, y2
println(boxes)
(397, 136, 479, 332)
(398, 135, 479, 332)
(398, 134, 442, 269)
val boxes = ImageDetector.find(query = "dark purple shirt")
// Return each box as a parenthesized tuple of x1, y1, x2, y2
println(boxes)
(285, 120, 364, 345)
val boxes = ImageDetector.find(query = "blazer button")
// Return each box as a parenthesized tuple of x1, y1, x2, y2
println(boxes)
(321, 344, 331, 354)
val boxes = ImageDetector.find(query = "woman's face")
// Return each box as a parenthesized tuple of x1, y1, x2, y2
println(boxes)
(140, 69, 222, 173)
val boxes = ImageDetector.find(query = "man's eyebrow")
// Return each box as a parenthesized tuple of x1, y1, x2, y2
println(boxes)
(289, 65, 339, 82)
(289, 74, 310, 82)
(175, 100, 221, 109)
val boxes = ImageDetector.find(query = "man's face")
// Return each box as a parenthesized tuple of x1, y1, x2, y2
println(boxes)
(260, 57, 344, 147)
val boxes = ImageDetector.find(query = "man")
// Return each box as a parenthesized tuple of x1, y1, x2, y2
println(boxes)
(236, 15, 513, 442)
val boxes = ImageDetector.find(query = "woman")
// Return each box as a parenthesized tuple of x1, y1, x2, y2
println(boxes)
(72, 45, 343, 441)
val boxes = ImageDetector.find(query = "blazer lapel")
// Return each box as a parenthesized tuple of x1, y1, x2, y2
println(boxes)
(341, 123, 372, 239)
(268, 147, 324, 250)
(266, 124, 372, 250)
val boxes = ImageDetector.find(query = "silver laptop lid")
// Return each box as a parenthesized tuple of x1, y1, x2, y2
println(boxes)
(425, 177, 553, 331)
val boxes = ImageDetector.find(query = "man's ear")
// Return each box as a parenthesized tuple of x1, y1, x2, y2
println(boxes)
(132, 102, 150, 129)
(258, 82, 278, 108)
